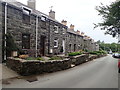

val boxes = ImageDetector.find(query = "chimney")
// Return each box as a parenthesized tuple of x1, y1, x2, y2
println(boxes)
(61, 20, 67, 26)
(70, 24, 74, 30)
(27, 0, 36, 9)
(81, 32, 85, 36)
(77, 30, 80, 34)
(49, 10, 55, 19)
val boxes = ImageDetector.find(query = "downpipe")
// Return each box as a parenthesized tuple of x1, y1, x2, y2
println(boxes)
(4, 2, 7, 61)
(35, 15, 38, 57)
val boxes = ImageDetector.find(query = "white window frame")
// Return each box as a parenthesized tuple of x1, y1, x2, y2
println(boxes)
(41, 16, 46, 21)
(54, 39, 58, 48)
(63, 28, 66, 34)
(23, 9, 30, 15)
(54, 26, 58, 33)
(22, 6, 31, 15)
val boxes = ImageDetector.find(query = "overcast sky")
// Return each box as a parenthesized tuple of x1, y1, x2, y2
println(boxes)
(16, 0, 118, 43)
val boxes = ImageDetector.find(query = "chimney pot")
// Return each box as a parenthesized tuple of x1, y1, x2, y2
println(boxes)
(81, 32, 85, 36)
(61, 20, 67, 26)
(77, 30, 80, 34)
(70, 24, 74, 30)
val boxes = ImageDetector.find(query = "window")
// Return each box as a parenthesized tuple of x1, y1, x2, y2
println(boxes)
(23, 8, 30, 15)
(41, 16, 46, 28)
(22, 8, 31, 24)
(22, 34, 30, 49)
(63, 28, 66, 34)
(41, 16, 46, 21)
(54, 26, 58, 33)
(54, 39, 58, 48)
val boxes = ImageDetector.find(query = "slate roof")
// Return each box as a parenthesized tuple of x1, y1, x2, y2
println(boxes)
(67, 28, 83, 37)
(1, 0, 61, 24)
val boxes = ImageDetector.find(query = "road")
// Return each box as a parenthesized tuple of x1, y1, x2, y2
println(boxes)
(2, 55, 118, 88)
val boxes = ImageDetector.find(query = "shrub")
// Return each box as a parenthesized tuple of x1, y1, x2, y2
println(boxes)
(25, 57, 36, 60)
(68, 52, 82, 56)
(25, 57, 45, 61)
(84, 49, 89, 52)
(89, 50, 107, 55)
(36, 57, 45, 61)
(49, 56, 62, 60)
(5, 33, 19, 57)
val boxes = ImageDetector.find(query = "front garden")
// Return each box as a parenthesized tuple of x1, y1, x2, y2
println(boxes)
(6, 50, 107, 76)
(5, 33, 107, 75)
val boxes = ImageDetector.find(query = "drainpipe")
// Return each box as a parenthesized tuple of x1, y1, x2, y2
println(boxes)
(35, 15, 38, 57)
(48, 19, 50, 54)
(4, 2, 7, 61)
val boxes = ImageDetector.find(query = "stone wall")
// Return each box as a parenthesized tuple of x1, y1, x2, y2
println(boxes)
(66, 32, 84, 53)
(0, 1, 2, 63)
(88, 54, 107, 61)
(6, 57, 72, 76)
(70, 54, 89, 65)
(1, 2, 67, 58)
(1, 1, 100, 60)
(6, 54, 107, 76)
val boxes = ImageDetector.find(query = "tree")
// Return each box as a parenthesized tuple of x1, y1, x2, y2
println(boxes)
(6, 33, 18, 57)
(96, 40, 120, 52)
(95, 1, 120, 38)
(5, 33, 23, 57)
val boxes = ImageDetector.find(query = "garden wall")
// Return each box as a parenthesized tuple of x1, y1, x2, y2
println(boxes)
(70, 54, 89, 65)
(6, 58, 72, 76)
(6, 54, 107, 76)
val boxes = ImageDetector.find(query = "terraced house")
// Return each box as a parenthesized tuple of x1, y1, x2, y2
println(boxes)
(1, 0, 99, 61)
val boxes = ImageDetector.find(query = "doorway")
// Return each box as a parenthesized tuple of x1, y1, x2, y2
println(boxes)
(40, 35, 46, 56)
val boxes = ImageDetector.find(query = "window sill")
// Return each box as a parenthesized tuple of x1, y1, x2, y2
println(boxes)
(54, 46, 58, 48)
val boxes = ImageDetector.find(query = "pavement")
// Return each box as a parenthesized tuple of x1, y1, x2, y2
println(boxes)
(1, 63, 20, 80)
(0, 63, 20, 89)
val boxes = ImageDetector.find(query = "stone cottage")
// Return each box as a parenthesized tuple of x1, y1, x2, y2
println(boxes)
(61, 20, 99, 53)
(1, 0, 67, 61)
(1, 0, 99, 61)
(66, 24, 84, 53)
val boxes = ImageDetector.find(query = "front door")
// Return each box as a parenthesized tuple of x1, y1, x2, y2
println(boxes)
(40, 36, 46, 56)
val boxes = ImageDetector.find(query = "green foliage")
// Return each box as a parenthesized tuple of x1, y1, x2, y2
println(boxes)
(89, 50, 107, 55)
(5, 33, 19, 57)
(25, 57, 37, 60)
(49, 56, 62, 60)
(97, 40, 120, 52)
(36, 57, 45, 61)
(25, 57, 45, 61)
(84, 49, 89, 52)
(68, 52, 82, 56)
(95, 1, 120, 37)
